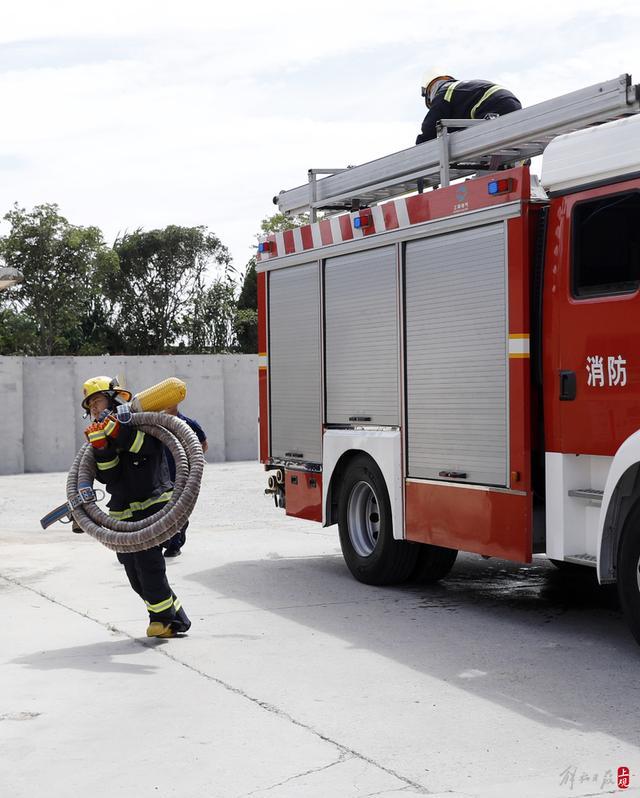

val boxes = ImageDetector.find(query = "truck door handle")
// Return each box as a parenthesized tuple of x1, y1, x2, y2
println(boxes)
(559, 370, 576, 401)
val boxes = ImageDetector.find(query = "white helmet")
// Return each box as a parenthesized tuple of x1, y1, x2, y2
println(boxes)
(421, 69, 455, 107)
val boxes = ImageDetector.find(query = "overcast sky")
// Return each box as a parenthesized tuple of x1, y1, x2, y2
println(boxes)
(2, 1, 640, 278)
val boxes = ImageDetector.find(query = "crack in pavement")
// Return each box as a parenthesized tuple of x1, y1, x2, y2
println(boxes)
(1, 573, 431, 795)
(241, 751, 352, 796)
(360, 788, 425, 798)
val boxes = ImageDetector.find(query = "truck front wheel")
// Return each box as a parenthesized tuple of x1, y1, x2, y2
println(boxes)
(617, 508, 640, 646)
(338, 455, 417, 585)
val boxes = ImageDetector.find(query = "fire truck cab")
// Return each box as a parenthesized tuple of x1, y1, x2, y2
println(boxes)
(256, 74, 640, 644)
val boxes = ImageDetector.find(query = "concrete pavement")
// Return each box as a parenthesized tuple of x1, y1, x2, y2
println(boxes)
(1, 463, 639, 797)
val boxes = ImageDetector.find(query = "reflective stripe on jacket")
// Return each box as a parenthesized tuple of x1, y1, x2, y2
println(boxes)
(416, 79, 522, 144)
(92, 422, 172, 514)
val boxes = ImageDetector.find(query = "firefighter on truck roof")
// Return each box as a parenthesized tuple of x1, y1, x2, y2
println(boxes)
(82, 375, 191, 638)
(416, 70, 522, 144)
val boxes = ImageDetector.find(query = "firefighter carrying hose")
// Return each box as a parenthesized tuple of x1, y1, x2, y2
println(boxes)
(82, 375, 191, 638)
(416, 70, 522, 144)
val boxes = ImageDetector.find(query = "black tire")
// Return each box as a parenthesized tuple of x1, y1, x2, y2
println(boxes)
(617, 508, 640, 646)
(338, 454, 418, 585)
(411, 544, 458, 584)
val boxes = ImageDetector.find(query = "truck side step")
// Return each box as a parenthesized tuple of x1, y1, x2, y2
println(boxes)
(564, 554, 598, 568)
(568, 488, 604, 505)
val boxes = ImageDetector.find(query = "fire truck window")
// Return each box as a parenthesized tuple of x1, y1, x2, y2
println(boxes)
(572, 191, 640, 298)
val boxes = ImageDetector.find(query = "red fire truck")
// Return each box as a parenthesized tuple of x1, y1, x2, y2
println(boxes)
(256, 74, 640, 644)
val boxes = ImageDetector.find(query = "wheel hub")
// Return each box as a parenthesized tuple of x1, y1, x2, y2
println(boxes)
(347, 481, 380, 557)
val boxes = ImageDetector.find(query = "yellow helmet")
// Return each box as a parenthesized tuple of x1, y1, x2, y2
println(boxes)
(421, 69, 455, 106)
(81, 375, 132, 410)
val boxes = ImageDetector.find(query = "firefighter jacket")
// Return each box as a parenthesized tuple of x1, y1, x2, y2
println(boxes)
(416, 80, 522, 144)
(164, 412, 207, 483)
(93, 424, 173, 520)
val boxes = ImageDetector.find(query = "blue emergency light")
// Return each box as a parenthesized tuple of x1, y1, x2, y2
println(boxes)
(354, 209, 373, 229)
(488, 178, 514, 195)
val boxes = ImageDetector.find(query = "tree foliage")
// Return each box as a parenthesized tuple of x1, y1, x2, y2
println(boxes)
(0, 203, 118, 355)
(0, 205, 309, 357)
(235, 258, 258, 353)
(109, 225, 231, 355)
(233, 212, 309, 353)
(0, 307, 39, 355)
(183, 268, 239, 353)
(259, 212, 309, 235)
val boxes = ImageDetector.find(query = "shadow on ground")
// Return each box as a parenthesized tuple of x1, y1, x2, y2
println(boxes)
(11, 636, 164, 675)
(187, 552, 640, 746)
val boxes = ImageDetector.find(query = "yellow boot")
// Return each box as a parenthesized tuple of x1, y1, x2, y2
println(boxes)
(146, 621, 176, 638)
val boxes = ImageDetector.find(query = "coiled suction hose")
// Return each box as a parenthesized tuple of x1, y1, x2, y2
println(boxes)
(66, 412, 204, 553)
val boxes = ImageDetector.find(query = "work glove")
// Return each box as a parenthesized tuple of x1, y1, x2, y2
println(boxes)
(85, 421, 108, 449)
(102, 415, 121, 440)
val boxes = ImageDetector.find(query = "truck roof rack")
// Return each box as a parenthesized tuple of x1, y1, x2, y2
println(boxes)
(274, 74, 640, 219)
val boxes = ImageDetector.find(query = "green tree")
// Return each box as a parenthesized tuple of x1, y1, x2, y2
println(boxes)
(0, 306, 39, 355)
(185, 269, 239, 353)
(110, 225, 231, 354)
(259, 212, 308, 236)
(76, 299, 126, 355)
(235, 258, 257, 353)
(235, 212, 309, 353)
(0, 203, 118, 355)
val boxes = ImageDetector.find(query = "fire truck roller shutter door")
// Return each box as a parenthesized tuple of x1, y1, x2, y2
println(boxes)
(325, 246, 399, 427)
(405, 223, 508, 487)
(269, 263, 322, 464)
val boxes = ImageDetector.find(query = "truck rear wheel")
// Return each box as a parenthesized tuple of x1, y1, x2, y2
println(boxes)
(411, 544, 458, 583)
(338, 455, 417, 585)
(617, 507, 640, 646)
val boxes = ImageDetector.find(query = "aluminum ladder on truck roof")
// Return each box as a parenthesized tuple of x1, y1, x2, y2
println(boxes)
(274, 74, 640, 218)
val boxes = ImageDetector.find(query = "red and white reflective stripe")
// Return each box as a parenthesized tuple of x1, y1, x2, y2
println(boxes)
(311, 225, 323, 248)
(257, 197, 417, 262)
(395, 199, 410, 228)
(372, 205, 385, 230)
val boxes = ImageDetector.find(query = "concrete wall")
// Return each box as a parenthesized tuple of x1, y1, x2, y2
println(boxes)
(0, 357, 24, 474)
(0, 355, 258, 474)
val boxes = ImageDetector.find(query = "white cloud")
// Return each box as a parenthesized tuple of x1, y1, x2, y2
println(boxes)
(1, 1, 640, 273)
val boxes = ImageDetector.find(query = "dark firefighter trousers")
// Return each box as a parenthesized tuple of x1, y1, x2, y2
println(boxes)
(115, 503, 183, 622)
